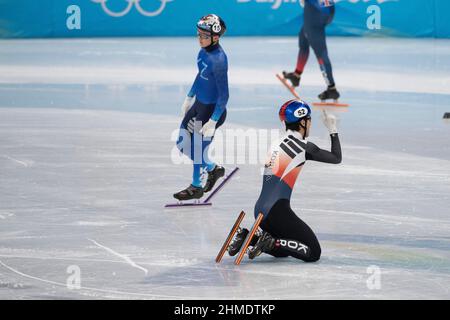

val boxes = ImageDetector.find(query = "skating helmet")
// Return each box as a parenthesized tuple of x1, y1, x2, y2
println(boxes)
(279, 99, 312, 124)
(197, 14, 227, 37)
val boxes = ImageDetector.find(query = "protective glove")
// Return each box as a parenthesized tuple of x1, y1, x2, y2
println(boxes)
(321, 110, 338, 135)
(181, 96, 195, 117)
(200, 119, 218, 138)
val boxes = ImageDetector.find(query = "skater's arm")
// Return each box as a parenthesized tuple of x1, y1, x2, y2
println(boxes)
(187, 74, 200, 98)
(210, 61, 229, 122)
(306, 134, 341, 164)
(181, 74, 200, 116)
(306, 109, 341, 163)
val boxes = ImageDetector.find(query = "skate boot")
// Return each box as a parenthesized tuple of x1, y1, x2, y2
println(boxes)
(203, 165, 225, 193)
(248, 231, 276, 260)
(282, 71, 301, 88)
(228, 228, 249, 256)
(318, 86, 340, 102)
(173, 184, 204, 201)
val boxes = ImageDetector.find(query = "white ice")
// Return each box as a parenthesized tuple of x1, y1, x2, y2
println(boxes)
(0, 37, 449, 299)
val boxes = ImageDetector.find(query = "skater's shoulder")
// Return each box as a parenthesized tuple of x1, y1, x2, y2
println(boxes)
(304, 140, 320, 153)
(205, 44, 226, 58)
(201, 47, 227, 66)
(210, 54, 228, 74)
(213, 44, 226, 54)
(285, 130, 308, 146)
(271, 130, 309, 157)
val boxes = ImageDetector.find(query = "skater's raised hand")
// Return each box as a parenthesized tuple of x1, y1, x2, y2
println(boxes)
(181, 96, 195, 117)
(200, 119, 217, 138)
(321, 110, 338, 135)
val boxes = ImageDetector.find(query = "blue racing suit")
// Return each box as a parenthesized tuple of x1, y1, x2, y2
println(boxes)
(177, 43, 229, 187)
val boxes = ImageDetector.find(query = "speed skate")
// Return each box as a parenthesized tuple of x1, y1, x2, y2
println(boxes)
(276, 73, 301, 99)
(216, 212, 264, 265)
(277, 73, 349, 107)
(165, 167, 239, 208)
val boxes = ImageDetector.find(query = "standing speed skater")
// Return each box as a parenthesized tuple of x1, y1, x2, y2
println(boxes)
(174, 14, 229, 201)
(227, 100, 342, 263)
(282, 0, 340, 102)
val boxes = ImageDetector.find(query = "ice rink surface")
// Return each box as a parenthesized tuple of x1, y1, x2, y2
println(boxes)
(0, 37, 449, 299)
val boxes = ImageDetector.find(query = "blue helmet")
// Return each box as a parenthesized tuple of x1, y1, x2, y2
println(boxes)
(279, 99, 312, 124)
(197, 14, 226, 37)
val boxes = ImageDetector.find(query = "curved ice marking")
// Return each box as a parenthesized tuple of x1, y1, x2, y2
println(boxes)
(88, 238, 148, 275)
(3, 155, 29, 167)
(0, 259, 190, 299)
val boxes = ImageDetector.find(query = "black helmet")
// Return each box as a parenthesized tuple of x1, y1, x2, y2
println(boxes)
(197, 14, 226, 37)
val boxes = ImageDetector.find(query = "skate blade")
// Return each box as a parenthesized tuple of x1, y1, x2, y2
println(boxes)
(276, 73, 301, 100)
(313, 101, 349, 107)
(313, 104, 349, 113)
(202, 167, 239, 203)
(164, 200, 211, 208)
(235, 213, 264, 265)
(215, 211, 246, 263)
(166, 167, 239, 208)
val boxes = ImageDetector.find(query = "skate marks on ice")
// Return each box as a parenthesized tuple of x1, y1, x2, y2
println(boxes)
(1, 209, 448, 299)
(2, 155, 34, 168)
(88, 239, 148, 275)
(1, 247, 448, 299)
(0, 211, 14, 220)
(0, 246, 362, 299)
(0, 258, 191, 299)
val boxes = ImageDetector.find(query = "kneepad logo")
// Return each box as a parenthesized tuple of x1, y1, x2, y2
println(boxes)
(279, 240, 309, 254)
